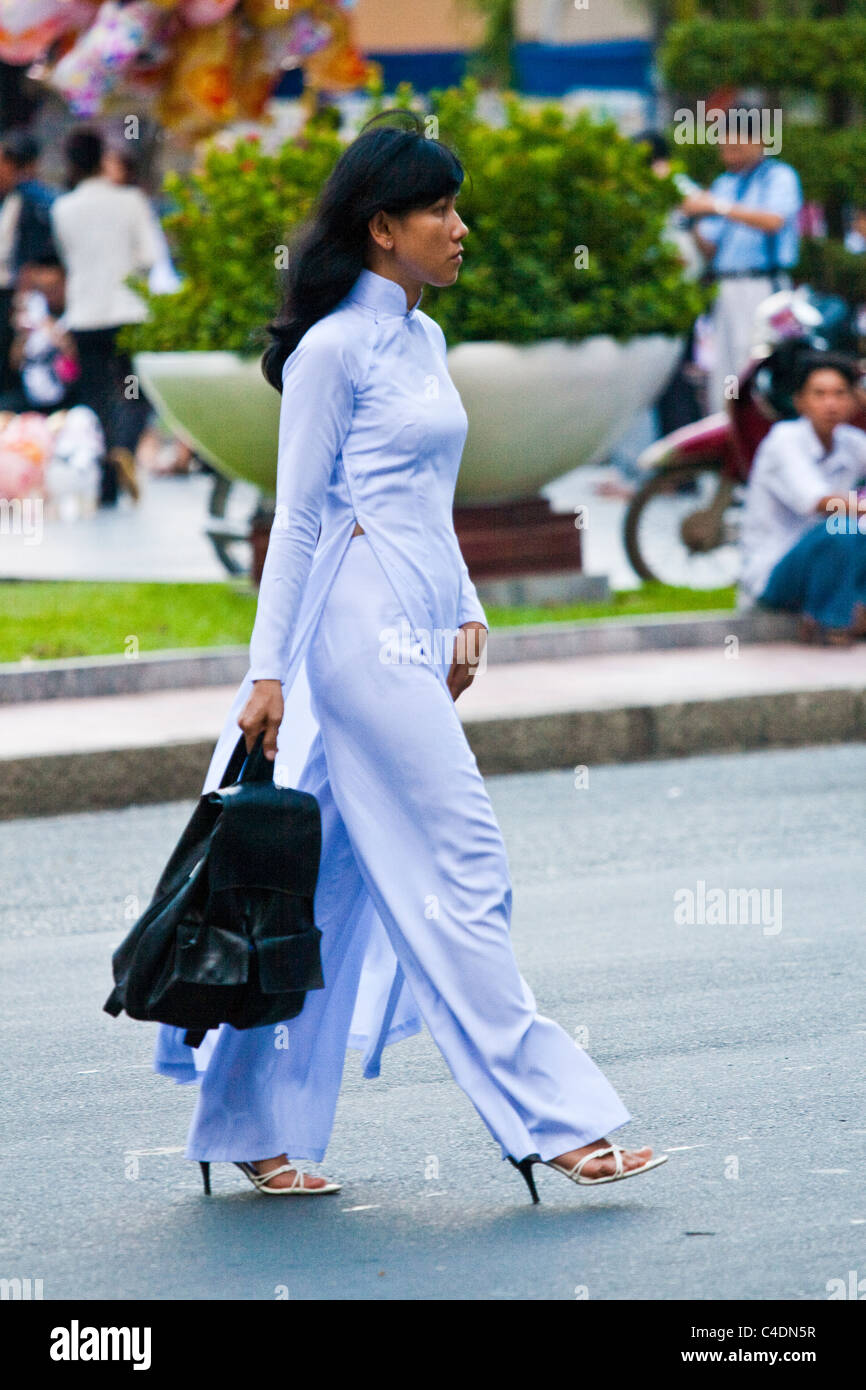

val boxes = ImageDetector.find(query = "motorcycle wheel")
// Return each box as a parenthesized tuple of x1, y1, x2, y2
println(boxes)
(624, 461, 743, 589)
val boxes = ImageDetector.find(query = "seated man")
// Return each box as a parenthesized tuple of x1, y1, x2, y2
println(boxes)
(739, 352, 866, 644)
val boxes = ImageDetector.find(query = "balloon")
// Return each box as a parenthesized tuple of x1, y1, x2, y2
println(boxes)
(0, 447, 44, 499)
(0, 0, 95, 64)
(0, 0, 71, 35)
(0, 412, 54, 499)
(303, 9, 375, 91)
(155, 16, 239, 138)
(180, 0, 239, 25)
(241, 0, 303, 29)
(233, 29, 282, 121)
(0, 411, 54, 464)
(48, 0, 166, 116)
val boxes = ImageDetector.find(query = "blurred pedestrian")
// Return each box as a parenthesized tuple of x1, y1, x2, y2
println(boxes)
(103, 140, 192, 478)
(0, 131, 59, 395)
(636, 131, 705, 438)
(103, 142, 181, 296)
(740, 352, 866, 644)
(50, 127, 160, 505)
(595, 132, 704, 500)
(683, 127, 802, 413)
(6, 132, 57, 218)
(0, 253, 80, 414)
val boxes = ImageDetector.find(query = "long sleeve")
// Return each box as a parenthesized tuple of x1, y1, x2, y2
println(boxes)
(425, 313, 488, 631)
(248, 330, 356, 681)
(129, 191, 161, 274)
(456, 549, 488, 629)
(757, 433, 828, 518)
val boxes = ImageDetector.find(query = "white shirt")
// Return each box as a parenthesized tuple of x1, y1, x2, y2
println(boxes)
(739, 416, 866, 598)
(50, 176, 161, 329)
(248, 267, 487, 683)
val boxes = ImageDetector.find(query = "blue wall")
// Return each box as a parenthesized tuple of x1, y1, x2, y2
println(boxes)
(275, 39, 653, 99)
(514, 40, 653, 95)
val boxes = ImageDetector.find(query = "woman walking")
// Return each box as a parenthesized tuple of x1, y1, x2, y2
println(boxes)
(154, 113, 668, 1203)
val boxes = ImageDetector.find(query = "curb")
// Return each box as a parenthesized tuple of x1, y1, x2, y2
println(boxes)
(0, 609, 799, 703)
(2, 684, 863, 820)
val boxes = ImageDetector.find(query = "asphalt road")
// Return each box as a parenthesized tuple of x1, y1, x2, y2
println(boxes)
(2, 744, 864, 1301)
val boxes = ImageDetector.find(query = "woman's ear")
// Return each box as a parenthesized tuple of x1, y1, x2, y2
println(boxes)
(368, 210, 394, 251)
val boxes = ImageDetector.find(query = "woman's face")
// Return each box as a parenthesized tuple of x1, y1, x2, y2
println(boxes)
(385, 192, 468, 287)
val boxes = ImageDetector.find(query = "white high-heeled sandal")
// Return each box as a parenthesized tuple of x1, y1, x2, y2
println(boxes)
(199, 1160, 341, 1195)
(509, 1142, 669, 1202)
(548, 1143, 669, 1187)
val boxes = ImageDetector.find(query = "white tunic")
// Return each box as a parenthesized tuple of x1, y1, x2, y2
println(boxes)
(156, 267, 490, 1081)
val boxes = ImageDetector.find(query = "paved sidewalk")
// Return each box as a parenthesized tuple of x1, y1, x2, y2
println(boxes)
(0, 472, 259, 583)
(3, 640, 866, 817)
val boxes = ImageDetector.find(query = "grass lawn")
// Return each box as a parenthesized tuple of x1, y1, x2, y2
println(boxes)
(485, 583, 736, 627)
(0, 581, 258, 663)
(0, 579, 738, 664)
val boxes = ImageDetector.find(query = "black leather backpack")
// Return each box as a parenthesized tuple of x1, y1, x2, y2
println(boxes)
(104, 731, 324, 1047)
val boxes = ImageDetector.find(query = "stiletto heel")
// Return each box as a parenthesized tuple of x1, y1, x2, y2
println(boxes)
(508, 1155, 541, 1204)
(200, 1161, 211, 1195)
(508, 1141, 669, 1202)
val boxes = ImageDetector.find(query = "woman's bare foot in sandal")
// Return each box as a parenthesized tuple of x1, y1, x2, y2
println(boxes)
(551, 1139, 654, 1180)
(251, 1155, 334, 1190)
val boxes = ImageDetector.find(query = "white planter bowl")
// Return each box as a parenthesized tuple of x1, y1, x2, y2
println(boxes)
(134, 334, 681, 505)
(448, 335, 682, 503)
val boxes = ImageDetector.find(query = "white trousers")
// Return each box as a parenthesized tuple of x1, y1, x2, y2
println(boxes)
(708, 275, 779, 413)
(182, 535, 632, 1164)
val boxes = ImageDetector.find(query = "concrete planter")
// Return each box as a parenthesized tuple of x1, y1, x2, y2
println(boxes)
(134, 334, 681, 505)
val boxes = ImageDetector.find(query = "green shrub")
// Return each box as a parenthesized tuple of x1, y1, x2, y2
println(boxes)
(122, 78, 708, 357)
(422, 81, 708, 342)
(120, 127, 343, 357)
(662, 16, 866, 101)
(795, 236, 866, 304)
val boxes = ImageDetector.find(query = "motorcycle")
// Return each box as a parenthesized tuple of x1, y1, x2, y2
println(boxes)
(623, 288, 866, 590)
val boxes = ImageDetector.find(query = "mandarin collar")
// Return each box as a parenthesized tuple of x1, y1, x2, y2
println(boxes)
(346, 268, 423, 320)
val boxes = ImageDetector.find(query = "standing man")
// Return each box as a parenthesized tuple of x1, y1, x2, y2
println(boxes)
(50, 127, 159, 506)
(682, 125, 802, 412)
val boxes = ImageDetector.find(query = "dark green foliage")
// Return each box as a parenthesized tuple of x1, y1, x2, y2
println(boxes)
(122, 79, 707, 356)
(120, 128, 344, 356)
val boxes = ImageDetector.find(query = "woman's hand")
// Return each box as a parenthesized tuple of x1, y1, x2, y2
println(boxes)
(447, 622, 487, 702)
(238, 678, 284, 760)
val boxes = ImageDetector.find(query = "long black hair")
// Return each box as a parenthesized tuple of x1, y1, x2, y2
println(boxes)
(261, 109, 465, 392)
